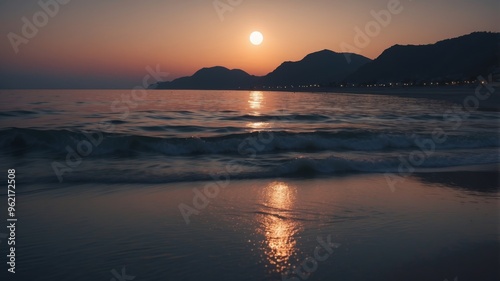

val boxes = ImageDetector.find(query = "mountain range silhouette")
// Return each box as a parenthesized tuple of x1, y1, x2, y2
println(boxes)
(151, 32, 499, 90)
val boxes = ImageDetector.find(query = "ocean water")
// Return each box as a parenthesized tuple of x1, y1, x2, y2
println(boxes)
(0, 90, 498, 186)
(0, 90, 499, 281)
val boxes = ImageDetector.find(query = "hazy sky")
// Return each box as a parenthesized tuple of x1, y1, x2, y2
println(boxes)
(0, 0, 498, 88)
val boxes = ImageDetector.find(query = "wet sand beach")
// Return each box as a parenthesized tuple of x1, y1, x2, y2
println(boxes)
(9, 167, 499, 281)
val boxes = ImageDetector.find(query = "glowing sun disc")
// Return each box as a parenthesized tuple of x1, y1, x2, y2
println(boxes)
(250, 31, 264, 45)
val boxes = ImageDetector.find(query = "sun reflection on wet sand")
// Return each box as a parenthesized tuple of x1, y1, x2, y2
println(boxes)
(257, 182, 301, 274)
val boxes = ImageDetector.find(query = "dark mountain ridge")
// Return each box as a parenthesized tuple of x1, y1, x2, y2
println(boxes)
(152, 50, 370, 89)
(151, 32, 499, 90)
(259, 50, 371, 87)
(346, 32, 499, 83)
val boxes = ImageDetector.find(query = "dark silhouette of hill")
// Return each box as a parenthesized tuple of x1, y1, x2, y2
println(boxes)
(152, 50, 370, 89)
(346, 32, 499, 83)
(151, 32, 499, 89)
(259, 50, 371, 86)
(152, 66, 258, 90)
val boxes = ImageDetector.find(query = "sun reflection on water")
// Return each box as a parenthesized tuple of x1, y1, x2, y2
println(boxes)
(247, 91, 271, 130)
(249, 91, 263, 110)
(257, 182, 301, 274)
(246, 121, 270, 130)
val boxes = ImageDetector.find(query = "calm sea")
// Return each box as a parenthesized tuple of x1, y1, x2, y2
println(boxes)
(0, 90, 498, 187)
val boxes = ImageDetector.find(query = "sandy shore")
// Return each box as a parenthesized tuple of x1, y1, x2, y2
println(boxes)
(10, 168, 499, 281)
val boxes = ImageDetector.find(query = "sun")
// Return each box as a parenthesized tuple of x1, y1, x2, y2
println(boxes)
(250, 31, 264, 46)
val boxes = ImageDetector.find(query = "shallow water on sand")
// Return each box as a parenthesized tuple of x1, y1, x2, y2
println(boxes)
(9, 173, 499, 281)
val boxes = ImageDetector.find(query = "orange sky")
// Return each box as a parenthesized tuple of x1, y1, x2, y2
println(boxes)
(0, 0, 498, 88)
